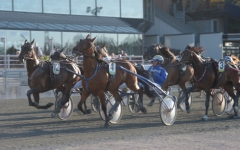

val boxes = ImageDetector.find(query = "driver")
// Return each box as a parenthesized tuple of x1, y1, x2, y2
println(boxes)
(147, 55, 168, 106)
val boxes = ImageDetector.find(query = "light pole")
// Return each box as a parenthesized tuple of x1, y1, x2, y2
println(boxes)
(49, 38, 53, 55)
(1, 37, 7, 93)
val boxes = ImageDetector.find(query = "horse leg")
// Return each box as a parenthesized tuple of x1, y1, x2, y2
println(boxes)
(26, 88, 53, 109)
(177, 82, 187, 108)
(202, 89, 211, 121)
(127, 84, 146, 114)
(233, 91, 239, 118)
(108, 90, 122, 118)
(32, 93, 54, 109)
(223, 83, 237, 118)
(183, 87, 193, 113)
(183, 86, 202, 113)
(77, 90, 91, 114)
(97, 92, 109, 127)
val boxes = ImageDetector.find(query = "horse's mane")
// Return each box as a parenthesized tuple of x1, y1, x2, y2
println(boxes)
(160, 47, 175, 59)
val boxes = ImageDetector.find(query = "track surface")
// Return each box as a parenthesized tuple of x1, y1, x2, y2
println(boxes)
(1, 92, 240, 150)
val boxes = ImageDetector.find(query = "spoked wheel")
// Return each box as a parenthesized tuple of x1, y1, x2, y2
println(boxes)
(99, 96, 123, 124)
(119, 89, 131, 106)
(55, 92, 74, 120)
(128, 93, 140, 113)
(224, 91, 234, 115)
(91, 95, 100, 113)
(160, 95, 177, 126)
(212, 91, 226, 116)
(178, 90, 192, 112)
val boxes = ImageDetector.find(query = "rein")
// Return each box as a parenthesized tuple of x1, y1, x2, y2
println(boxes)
(193, 66, 207, 82)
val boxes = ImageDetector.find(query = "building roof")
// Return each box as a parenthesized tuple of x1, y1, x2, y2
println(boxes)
(0, 11, 142, 34)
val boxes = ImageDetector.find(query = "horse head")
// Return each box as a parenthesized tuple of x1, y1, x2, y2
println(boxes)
(95, 44, 109, 60)
(230, 54, 239, 65)
(72, 34, 97, 57)
(180, 47, 203, 65)
(143, 44, 162, 61)
(18, 39, 35, 63)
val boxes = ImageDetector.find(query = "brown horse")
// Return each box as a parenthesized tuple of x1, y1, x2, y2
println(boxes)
(18, 39, 81, 110)
(72, 35, 145, 127)
(179, 46, 236, 120)
(143, 44, 194, 101)
(216, 55, 240, 118)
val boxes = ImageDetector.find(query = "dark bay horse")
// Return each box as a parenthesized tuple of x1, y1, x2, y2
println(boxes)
(179, 47, 236, 120)
(72, 35, 145, 127)
(143, 44, 194, 99)
(18, 40, 81, 110)
(216, 56, 240, 118)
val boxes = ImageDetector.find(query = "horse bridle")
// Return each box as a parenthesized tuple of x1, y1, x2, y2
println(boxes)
(75, 42, 96, 57)
(21, 43, 36, 60)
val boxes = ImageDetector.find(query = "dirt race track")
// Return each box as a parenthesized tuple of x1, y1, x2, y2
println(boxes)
(1, 92, 240, 150)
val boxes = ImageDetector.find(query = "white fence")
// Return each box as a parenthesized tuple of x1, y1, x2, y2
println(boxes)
(0, 55, 149, 70)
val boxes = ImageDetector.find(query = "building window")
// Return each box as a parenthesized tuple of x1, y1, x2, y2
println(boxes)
(0, 0, 12, 11)
(96, 0, 120, 17)
(43, 0, 70, 14)
(14, 0, 42, 13)
(0, 30, 30, 55)
(71, 0, 95, 16)
(213, 20, 217, 32)
(91, 33, 118, 54)
(62, 32, 89, 55)
(121, 0, 143, 18)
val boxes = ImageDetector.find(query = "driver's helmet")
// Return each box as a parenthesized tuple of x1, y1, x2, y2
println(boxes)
(152, 55, 164, 64)
(224, 56, 233, 63)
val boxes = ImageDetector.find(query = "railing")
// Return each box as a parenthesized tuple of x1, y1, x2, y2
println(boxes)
(0, 55, 150, 70)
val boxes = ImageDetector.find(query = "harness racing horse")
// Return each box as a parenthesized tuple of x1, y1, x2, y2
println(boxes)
(72, 35, 145, 127)
(216, 56, 240, 118)
(179, 46, 236, 120)
(18, 40, 81, 110)
(143, 44, 194, 103)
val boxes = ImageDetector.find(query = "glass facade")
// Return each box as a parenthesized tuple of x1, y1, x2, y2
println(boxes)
(121, 0, 143, 18)
(14, 0, 42, 13)
(97, 0, 120, 17)
(0, 0, 12, 11)
(71, 0, 95, 16)
(43, 0, 70, 14)
(0, 0, 144, 19)
(0, 0, 145, 55)
(0, 30, 30, 55)
(0, 30, 142, 55)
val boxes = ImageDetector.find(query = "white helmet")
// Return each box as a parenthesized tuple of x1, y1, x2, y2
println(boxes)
(153, 55, 164, 61)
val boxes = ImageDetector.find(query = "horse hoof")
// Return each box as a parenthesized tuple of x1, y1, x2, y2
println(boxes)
(201, 115, 208, 121)
(85, 109, 92, 114)
(186, 108, 191, 113)
(140, 107, 147, 114)
(104, 123, 109, 128)
(108, 114, 113, 120)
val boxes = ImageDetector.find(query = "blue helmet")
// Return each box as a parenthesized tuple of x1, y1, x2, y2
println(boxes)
(225, 56, 233, 63)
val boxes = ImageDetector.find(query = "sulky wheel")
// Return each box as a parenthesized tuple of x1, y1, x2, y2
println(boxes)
(178, 90, 192, 112)
(223, 91, 234, 115)
(128, 93, 140, 113)
(55, 92, 74, 120)
(99, 96, 123, 124)
(91, 94, 100, 113)
(160, 95, 177, 126)
(212, 91, 226, 116)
